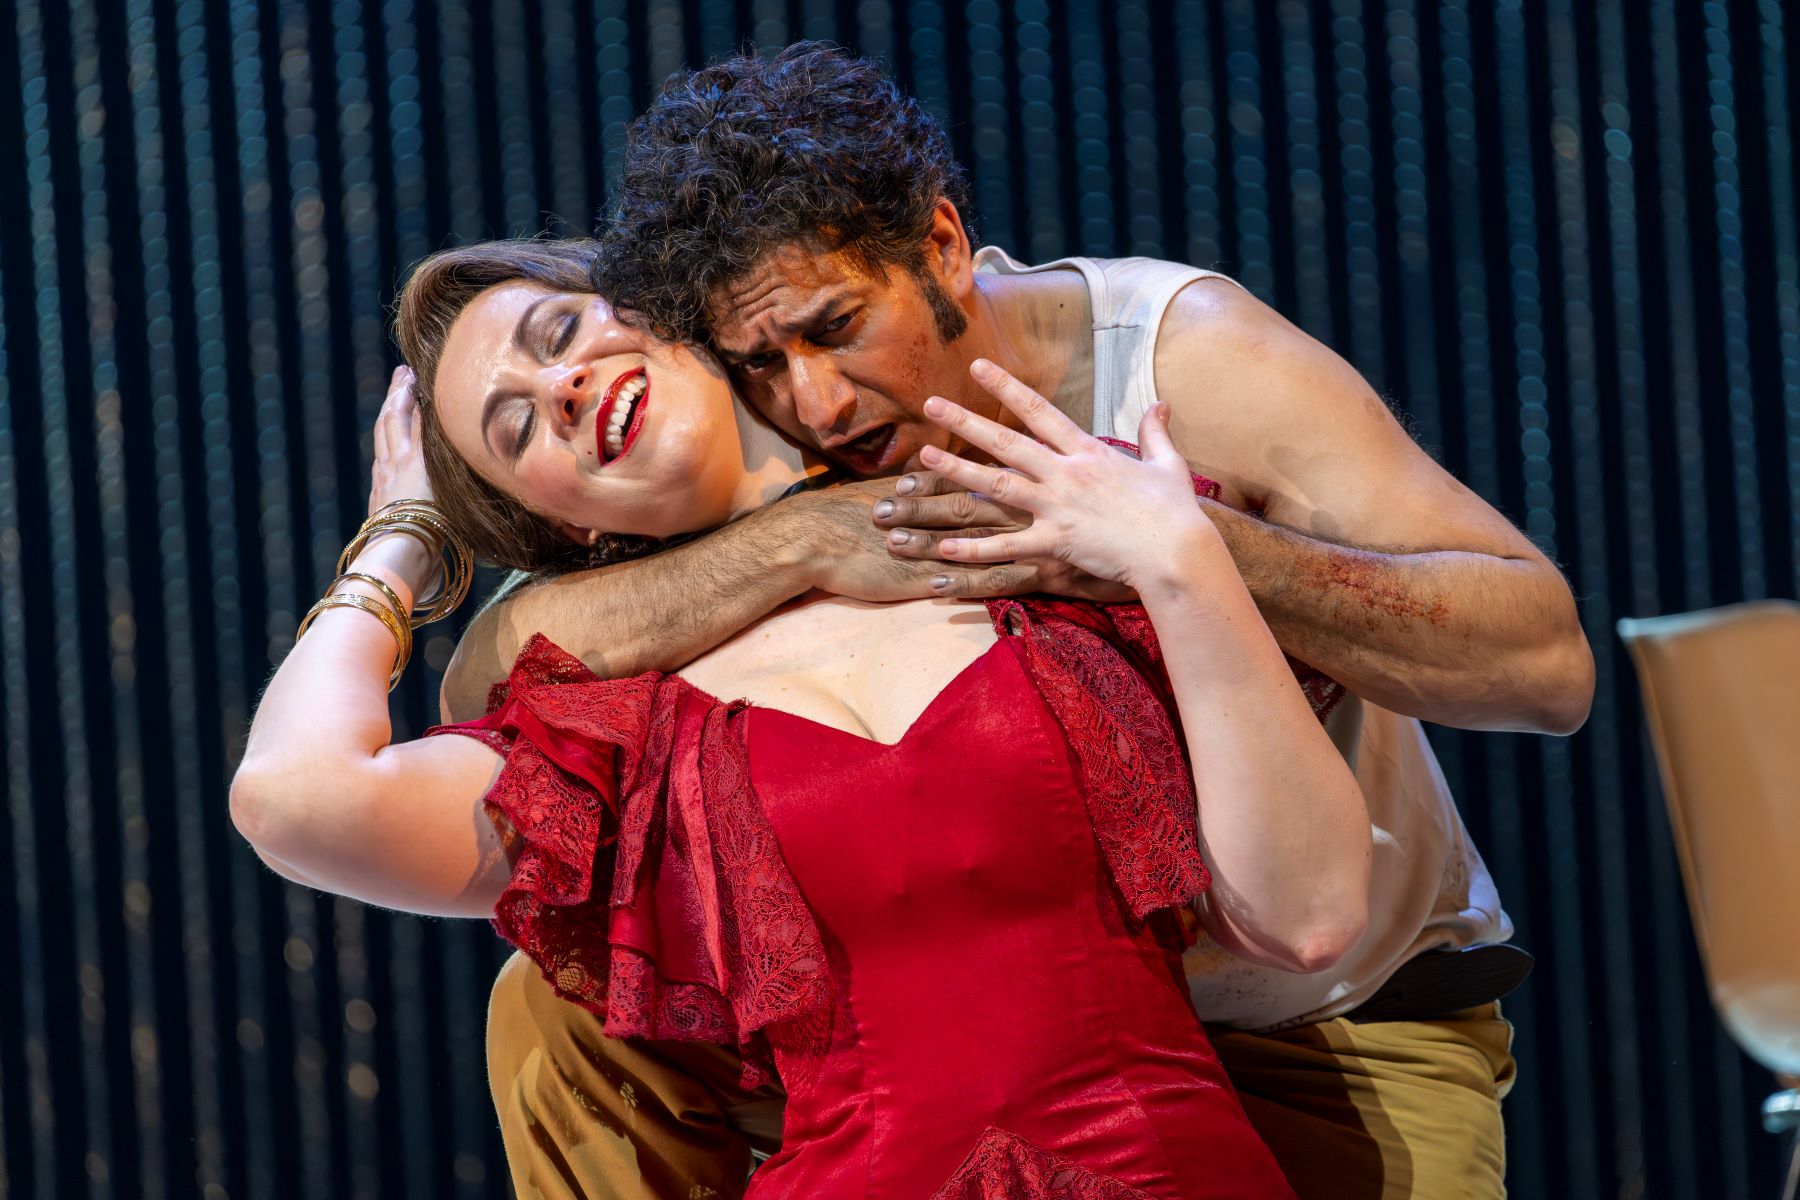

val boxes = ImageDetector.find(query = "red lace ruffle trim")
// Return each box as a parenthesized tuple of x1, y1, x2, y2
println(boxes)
(991, 598, 1212, 921)
(931, 1128, 1162, 1199)
(428, 635, 830, 1087)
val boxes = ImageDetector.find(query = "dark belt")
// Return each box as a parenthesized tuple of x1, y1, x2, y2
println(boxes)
(1340, 944, 1534, 1024)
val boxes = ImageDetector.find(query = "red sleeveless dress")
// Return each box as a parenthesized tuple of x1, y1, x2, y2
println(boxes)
(431, 453, 1338, 1197)
(432, 592, 1316, 1198)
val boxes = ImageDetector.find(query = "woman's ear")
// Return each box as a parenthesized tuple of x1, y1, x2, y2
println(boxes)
(557, 522, 600, 547)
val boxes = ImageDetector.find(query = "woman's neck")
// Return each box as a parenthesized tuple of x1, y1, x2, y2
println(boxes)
(728, 399, 832, 517)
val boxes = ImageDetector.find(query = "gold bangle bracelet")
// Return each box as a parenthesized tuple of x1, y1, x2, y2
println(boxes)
(297, 592, 411, 690)
(336, 519, 441, 576)
(301, 591, 412, 664)
(382, 508, 471, 623)
(338, 502, 472, 624)
(335, 570, 410, 625)
(375, 497, 436, 514)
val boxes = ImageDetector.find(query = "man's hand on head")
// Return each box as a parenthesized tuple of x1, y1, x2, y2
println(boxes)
(868, 470, 1135, 603)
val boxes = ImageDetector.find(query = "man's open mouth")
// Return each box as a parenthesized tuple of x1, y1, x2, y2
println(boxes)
(833, 424, 899, 472)
(597, 367, 650, 465)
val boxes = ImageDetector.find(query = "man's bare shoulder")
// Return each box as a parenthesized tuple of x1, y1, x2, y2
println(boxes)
(1153, 275, 1323, 381)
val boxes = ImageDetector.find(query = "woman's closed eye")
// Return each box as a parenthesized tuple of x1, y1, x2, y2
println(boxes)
(510, 405, 536, 462)
(546, 311, 580, 359)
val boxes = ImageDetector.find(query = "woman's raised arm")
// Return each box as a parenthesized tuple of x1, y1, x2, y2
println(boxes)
(911, 361, 1373, 974)
(231, 369, 510, 917)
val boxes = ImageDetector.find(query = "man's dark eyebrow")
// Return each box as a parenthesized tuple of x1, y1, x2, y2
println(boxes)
(717, 295, 848, 361)
(478, 296, 556, 459)
(780, 296, 846, 336)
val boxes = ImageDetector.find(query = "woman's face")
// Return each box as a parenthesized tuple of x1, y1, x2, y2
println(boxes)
(433, 282, 745, 540)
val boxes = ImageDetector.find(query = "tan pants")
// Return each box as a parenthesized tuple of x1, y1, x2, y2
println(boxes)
(1210, 1004, 1516, 1199)
(487, 951, 1514, 1200)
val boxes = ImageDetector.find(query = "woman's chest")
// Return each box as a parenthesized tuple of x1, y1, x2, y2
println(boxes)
(675, 595, 998, 745)
(739, 641, 1100, 933)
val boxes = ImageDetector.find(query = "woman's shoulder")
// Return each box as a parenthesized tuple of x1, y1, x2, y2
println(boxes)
(429, 633, 699, 757)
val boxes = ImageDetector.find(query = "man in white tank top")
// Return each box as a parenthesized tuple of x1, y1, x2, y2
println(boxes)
(453, 44, 1594, 1200)
(971, 246, 1511, 1033)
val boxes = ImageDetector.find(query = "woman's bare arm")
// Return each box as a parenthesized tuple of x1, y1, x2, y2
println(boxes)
(232, 371, 510, 916)
(1133, 523, 1371, 972)
(915, 364, 1371, 973)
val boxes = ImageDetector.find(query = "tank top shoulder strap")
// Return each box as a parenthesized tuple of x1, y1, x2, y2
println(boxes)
(972, 246, 1243, 437)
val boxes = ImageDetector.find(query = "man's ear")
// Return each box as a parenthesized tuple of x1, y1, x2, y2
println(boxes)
(925, 198, 976, 301)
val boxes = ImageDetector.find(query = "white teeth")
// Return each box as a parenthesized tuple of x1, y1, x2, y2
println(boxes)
(611, 381, 643, 426)
(601, 373, 645, 461)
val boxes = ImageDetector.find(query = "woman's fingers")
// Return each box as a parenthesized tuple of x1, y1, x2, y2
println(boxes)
(1135, 400, 1181, 467)
(917, 445, 1047, 510)
(394, 375, 419, 449)
(968, 358, 1090, 453)
(375, 366, 410, 457)
(885, 524, 1019, 558)
(916, 529, 1041, 563)
(920, 394, 1055, 476)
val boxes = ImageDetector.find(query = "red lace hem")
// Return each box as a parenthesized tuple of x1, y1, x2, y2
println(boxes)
(931, 1128, 1162, 1199)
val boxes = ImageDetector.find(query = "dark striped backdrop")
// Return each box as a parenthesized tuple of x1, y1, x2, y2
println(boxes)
(0, 1, 1793, 1197)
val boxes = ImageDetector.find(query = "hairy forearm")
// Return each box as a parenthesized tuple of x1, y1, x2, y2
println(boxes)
(1209, 503, 1594, 733)
(1138, 526, 1371, 974)
(441, 504, 815, 722)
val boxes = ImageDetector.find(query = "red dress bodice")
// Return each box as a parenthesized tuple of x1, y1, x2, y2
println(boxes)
(745, 633, 1289, 1198)
(434, 596, 1299, 1198)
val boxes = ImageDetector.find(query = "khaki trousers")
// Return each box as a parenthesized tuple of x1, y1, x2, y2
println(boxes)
(487, 951, 1515, 1200)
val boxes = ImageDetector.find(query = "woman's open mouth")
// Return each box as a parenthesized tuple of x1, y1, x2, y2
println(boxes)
(596, 367, 650, 466)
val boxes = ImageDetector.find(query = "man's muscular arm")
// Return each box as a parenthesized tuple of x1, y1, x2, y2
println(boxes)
(439, 478, 1035, 722)
(1150, 279, 1594, 734)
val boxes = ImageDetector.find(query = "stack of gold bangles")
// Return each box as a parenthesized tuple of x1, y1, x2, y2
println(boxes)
(296, 498, 475, 690)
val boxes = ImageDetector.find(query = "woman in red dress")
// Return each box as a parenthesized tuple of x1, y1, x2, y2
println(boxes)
(231, 241, 1371, 1198)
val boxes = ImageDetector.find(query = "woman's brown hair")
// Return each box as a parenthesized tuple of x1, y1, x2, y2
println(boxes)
(393, 238, 658, 574)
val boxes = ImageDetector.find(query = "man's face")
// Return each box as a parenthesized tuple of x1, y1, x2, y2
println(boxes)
(709, 243, 974, 476)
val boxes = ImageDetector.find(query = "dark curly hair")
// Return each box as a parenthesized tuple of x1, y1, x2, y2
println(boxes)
(595, 42, 973, 344)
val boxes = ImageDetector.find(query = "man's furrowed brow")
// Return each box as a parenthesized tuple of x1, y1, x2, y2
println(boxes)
(716, 294, 850, 359)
